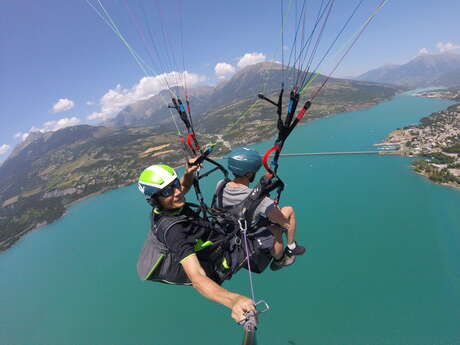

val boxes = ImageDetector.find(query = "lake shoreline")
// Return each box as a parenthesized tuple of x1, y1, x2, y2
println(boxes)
(379, 88, 460, 191)
(413, 169, 460, 190)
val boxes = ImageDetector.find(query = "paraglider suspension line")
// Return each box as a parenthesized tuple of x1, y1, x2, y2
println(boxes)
(239, 219, 256, 303)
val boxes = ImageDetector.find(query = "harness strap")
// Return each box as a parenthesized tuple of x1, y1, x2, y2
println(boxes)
(234, 175, 284, 225)
(152, 209, 231, 260)
(212, 179, 230, 209)
(152, 213, 190, 245)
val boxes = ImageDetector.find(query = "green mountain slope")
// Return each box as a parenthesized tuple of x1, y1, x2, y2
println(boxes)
(0, 125, 221, 250)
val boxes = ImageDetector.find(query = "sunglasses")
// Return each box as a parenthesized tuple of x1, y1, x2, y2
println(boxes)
(158, 178, 181, 198)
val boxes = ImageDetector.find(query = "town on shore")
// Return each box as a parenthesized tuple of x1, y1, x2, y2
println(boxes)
(381, 88, 460, 189)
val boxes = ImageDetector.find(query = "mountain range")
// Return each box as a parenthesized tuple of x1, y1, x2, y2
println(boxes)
(107, 62, 402, 128)
(357, 52, 460, 88)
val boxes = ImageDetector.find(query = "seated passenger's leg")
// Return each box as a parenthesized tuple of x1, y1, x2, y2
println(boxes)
(268, 225, 284, 260)
(281, 206, 306, 256)
(280, 206, 296, 245)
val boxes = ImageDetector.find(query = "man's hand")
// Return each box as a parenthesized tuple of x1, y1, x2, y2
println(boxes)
(184, 157, 200, 175)
(231, 296, 256, 323)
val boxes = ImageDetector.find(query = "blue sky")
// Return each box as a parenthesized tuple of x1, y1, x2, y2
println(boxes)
(1, 0, 459, 160)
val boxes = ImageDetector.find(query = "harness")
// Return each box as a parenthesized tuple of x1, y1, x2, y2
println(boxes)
(211, 176, 284, 226)
(209, 176, 288, 274)
(136, 205, 248, 285)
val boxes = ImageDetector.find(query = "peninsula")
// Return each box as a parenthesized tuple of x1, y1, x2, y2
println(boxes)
(381, 88, 460, 188)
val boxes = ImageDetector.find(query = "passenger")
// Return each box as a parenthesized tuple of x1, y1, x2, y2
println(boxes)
(215, 147, 306, 270)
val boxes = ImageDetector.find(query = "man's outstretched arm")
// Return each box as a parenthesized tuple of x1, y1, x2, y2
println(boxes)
(181, 254, 255, 322)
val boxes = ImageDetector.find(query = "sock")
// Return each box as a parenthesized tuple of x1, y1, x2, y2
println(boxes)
(287, 242, 296, 250)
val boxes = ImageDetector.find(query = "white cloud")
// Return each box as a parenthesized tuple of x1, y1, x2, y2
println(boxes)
(87, 71, 206, 121)
(52, 98, 75, 113)
(14, 132, 30, 141)
(14, 117, 81, 141)
(418, 48, 429, 55)
(43, 117, 80, 131)
(0, 144, 10, 155)
(237, 52, 266, 68)
(214, 62, 236, 79)
(87, 112, 107, 121)
(86, 101, 95, 105)
(437, 42, 460, 53)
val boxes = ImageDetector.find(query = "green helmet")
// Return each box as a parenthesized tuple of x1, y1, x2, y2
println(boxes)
(138, 164, 178, 198)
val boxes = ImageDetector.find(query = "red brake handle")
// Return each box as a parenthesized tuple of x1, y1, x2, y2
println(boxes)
(295, 107, 307, 121)
(262, 145, 279, 173)
(295, 101, 312, 121)
(187, 133, 200, 151)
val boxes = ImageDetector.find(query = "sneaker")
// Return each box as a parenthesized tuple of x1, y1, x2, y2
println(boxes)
(285, 242, 306, 256)
(270, 254, 296, 271)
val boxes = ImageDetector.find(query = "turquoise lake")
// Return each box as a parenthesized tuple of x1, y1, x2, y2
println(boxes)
(1, 91, 460, 345)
